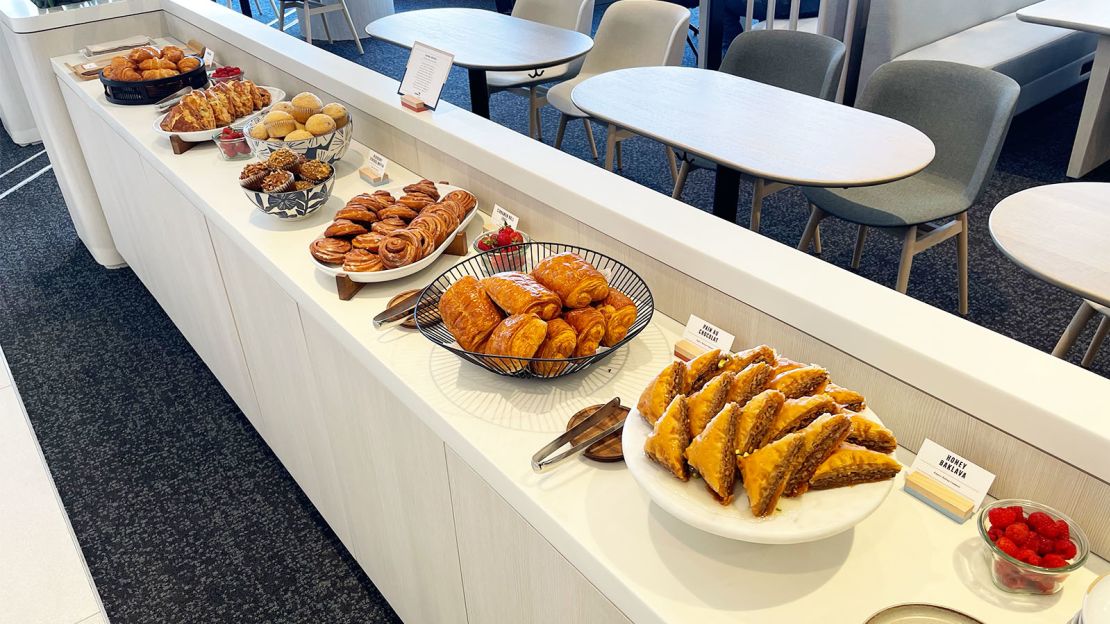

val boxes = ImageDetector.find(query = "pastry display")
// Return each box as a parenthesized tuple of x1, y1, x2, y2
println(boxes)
(252, 91, 349, 142)
(637, 346, 900, 516)
(308, 181, 477, 272)
(239, 149, 332, 193)
(160, 79, 273, 133)
(102, 45, 200, 82)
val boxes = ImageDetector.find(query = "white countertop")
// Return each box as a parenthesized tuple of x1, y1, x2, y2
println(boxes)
(53, 47, 1110, 624)
(0, 0, 158, 33)
(1019, 0, 1110, 35)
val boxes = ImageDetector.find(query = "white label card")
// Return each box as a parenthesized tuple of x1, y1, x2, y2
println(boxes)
(398, 41, 454, 110)
(910, 439, 995, 512)
(82, 62, 98, 70)
(491, 205, 519, 229)
(202, 48, 215, 68)
(681, 315, 734, 353)
(366, 150, 389, 179)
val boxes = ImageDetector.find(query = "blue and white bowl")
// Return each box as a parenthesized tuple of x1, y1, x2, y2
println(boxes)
(244, 118, 353, 165)
(242, 173, 335, 220)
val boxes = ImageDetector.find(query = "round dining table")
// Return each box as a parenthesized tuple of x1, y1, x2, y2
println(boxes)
(365, 8, 593, 119)
(990, 182, 1110, 360)
(571, 66, 936, 225)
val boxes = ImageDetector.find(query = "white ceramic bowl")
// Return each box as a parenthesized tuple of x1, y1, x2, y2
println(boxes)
(244, 117, 353, 165)
(242, 173, 335, 220)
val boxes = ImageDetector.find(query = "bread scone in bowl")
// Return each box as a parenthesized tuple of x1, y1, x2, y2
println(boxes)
(243, 115, 353, 165)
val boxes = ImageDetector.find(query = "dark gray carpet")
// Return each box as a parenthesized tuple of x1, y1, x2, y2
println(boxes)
(0, 1, 1108, 622)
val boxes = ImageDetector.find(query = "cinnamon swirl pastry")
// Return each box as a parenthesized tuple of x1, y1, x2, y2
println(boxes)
(334, 208, 379, 225)
(342, 249, 383, 272)
(438, 199, 467, 222)
(352, 232, 385, 252)
(423, 204, 460, 234)
(372, 190, 395, 202)
(378, 204, 419, 222)
(410, 227, 437, 258)
(371, 217, 406, 235)
(403, 179, 439, 200)
(442, 189, 477, 214)
(397, 193, 435, 211)
(346, 193, 390, 213)
(379, 229, 423, 268)
(324, 219, 368, 238)
(409, 214, 447, 246)
(309, 237, 351, 264)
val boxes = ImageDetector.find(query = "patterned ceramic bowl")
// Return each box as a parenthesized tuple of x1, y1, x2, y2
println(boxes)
(244, 117, 353, 165)
(242, 172, 335, 220)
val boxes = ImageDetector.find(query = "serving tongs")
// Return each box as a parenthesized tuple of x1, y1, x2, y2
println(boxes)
(531, 397, 625, 473)
(372, 289, 423, 330)
(155, 87, 195, 113)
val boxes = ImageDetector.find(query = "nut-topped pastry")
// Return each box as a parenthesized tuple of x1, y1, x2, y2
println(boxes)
(261, 170, 294, 193)
(297, 160, 332, 183)
(266, 148, 301, 171)
(239, 162, 271, 191)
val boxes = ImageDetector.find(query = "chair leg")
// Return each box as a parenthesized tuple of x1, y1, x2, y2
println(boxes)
(813, 226, 823, 254)
(528, 88, 538, 139)
(957, 212, 969, 316)
(303, 2, 312, 45)
(583, 118, 599, 161)
(616, 140, 623, 171)
(895, 226, 918, 294)
(604, 123, 617, 171)
(672, 160, 691, 200)
(269, 0, 280, 22)
(338, 0, 364, 53)
(278, 1, 287, 30)
(751, 178, 766, 233)
(554, 114, 569, 149)
(851, 225, 867, 269)
(1082, 315, 1110, 367)
(320, 10, 334, 44)
(797, 204, 826, 251)
(665, 145, 678, 183)
(1053, 301, 1097, 358)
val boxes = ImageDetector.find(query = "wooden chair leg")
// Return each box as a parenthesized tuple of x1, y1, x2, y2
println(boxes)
(797, 204, 826, 251)
(750, 178, 766, 233)
(813, 226, 823, 254)
(616, 139, 623, 171)
(1053, 301, 1097, 358)
(957, 212, 969, 315)
(603, 123, 617, 171)
(583, 118, 599, 161)
(554, 114, 569, 149)
(665, 145, 678, 183)
(851, 224, 867, 269)
(1082, 315, 1110, 367)
(895, 226, 918, 294)
(338, 0, 364, 53)
(672, 160, 691, 200)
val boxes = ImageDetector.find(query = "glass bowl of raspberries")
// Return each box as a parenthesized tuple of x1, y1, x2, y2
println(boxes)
(473, 225, 530, 273)
(215, 127, 253, 161)
(978, 498, 1088, 595)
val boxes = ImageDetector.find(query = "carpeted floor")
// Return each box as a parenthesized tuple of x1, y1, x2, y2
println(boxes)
(1, 0, 1108, 622)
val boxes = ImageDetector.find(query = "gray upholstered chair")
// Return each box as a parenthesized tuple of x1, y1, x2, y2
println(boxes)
(672, 30, 845, 239)
(797, 60, 1020, 315)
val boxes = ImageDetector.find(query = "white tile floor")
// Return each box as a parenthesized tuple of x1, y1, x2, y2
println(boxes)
(0, 345, 108, 624)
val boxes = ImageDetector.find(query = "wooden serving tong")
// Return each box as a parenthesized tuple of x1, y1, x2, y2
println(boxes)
(531, 397, 626, 473)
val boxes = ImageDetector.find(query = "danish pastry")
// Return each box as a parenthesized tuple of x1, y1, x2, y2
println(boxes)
(334, 208, 379, 225)
(324, 219, 368, 239)
(531, 252, 609, 309)
(482, 313, 548, 373)
(379, 229, 423, 268)
(531, 318, 577, 376)
(308, 237, 351, 264)
(371, 217, 407, 235)
(439, 276, 503, 352)
(378, 205, 419, 222)
(397, 193, 435, 211)
(442, 189, 477, 214)
(403, 179, 439, 200)
(351, 232, 385, 252)
(562, 307, 606, 357)
(342, 249, 383, 273)
(480, 272, 562, 320)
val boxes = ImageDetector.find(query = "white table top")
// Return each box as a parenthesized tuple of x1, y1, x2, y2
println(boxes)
(53, 48, 1110, 624)
(0, 0, 156, 34)
(1018, 0, 1110, 36)
(365, 8, 593, 71)
(571, 66, 935, 187)
(989, 182, 1110, 309)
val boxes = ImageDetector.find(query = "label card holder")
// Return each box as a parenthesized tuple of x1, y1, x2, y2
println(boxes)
(398, 41, 454, 111)
(359, 150, 390, 186)
(202, 48, 215, 69)
(675, 315, 734, 361)
(491, 204, 519, 229)
(904, 439, 995, 522)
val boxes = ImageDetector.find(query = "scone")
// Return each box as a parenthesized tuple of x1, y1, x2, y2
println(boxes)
(305, 113, 336, 136)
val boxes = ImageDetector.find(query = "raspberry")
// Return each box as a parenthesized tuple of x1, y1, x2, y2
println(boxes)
(988, 527, 1001, 542)
(1028, 511, 1053, 531)
(988, 506, 1018, 529)
(1026, 554, 1042, 567)
(1004, 523, 1031, 545)
(1033, 535, 1055, 556)
(1017, 548, 1037, 564)
(1007, 506, 1026, 522)
(996, 536, 1021, 558)
(1054, 539, 1078, 559)
(1042, 554, 1068, 569)
(1055, 520, 1070, 540)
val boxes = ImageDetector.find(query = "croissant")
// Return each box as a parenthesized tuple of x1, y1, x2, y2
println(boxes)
(161, 45, 185, 63)
(482, 313, 548, 373)
(141, 69, 179, 80)
(112, 66, 143, 82)
(438, 276, 503, 352)
(562, 307, 605, 357)
(480, 272, 562, 320)
(127, 46, 160, 63)
(594, 289, 637, 347)
(177, 56, 202, 73)
(530, 318, 577, 376)
(139, 58, 178, 71)
(531, 252, 608, 309)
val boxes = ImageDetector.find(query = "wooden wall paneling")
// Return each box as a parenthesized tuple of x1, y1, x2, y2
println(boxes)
(299, 312, 467, 624)
(445, 449, 634, 624)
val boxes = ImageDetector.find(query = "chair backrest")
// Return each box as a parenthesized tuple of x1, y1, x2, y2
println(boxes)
(859, 60, 1019, 203)
(580, 0, 691, 76)
(720, 30, 846, 101)
(511, 0, 594, 35)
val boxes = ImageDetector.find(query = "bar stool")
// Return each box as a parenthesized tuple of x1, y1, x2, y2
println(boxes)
(279, 0, 365, 54)
(224, 0, 281, 20)
(1054, 301, 1110, 367)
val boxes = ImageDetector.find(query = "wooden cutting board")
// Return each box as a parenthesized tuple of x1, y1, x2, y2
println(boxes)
(565, 403, 629, 462)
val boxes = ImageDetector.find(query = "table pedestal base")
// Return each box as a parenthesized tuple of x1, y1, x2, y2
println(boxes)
(467, 68, 491, 119)
(1068, 35, 1110, 178)
(712, 165, 741, 221)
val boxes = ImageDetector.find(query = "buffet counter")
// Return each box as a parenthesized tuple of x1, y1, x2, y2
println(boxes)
(51, 21, 1110, 624)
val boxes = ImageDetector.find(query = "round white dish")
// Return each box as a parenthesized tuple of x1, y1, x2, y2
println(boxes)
(311, 184, 479, 283)
(152, 86, 286, 142)
(865, 603, 983, 623)
(623, 405, 896, 544)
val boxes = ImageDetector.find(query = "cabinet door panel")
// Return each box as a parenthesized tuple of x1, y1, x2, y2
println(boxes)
(447, 450, 633, 624)
(300, 314, 466, 624)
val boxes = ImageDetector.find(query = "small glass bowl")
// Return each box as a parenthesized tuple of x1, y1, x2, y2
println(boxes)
(978, 499, 1089, 595)
(214, 134, 253, 161)
(473, 231, 531, 273)
(210, 69, 244, 84)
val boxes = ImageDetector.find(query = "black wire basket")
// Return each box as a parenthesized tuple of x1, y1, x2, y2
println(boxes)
(99, 58, 209, 105)
(415, 243, 654, 379)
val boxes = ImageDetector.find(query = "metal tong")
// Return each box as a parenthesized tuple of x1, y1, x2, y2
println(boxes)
(372, 290, 422, 330)
(155, 86, 195, 113)
(531, 397, 625, 473)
